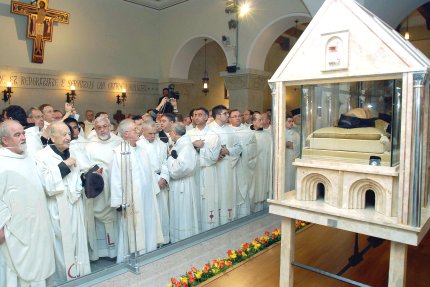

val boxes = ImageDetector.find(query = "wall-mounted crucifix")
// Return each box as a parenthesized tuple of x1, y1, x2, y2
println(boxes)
(11, 0, 70, 63)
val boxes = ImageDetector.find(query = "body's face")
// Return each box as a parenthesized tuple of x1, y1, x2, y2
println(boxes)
(30, 109, 44, 129)
(52, 111, 63, 121)
(193, 110, 208, 127)
(124, 123, 139, 146)
(134, 119, 144, 136)
(286, 117, 294, 129)
(243, 110, 251, 123)
(163, 89, 169, 97)
(217, 109, 230, 125)
(160, 116, 173, 132)
(42, 105, 54, 123)
(86, 111, 94, 122)
(229, 111, 242, 127)
(183, 117, 191, 126)
(252, 114, 263, 129)
(142, 126, 157, 143)
(261, 113, 270, 128)
(95, 120, 111, 141)
(67, 122, 80, 139)
(2, 122, 26, 154)
(51, 124, 71, 152)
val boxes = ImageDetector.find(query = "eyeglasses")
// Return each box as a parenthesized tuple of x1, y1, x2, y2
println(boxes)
(230, 115, 242, 118)
(219, 112, 229, 116)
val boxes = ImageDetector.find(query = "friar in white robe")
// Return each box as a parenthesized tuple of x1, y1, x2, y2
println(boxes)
(25, 107, 45, 157)
(230, 110, 258, 218)
(0, 120, 55, 287)
(286, 116, 300, 192)
(250, 113, 273, 212)
(110, 119, 163, 263)
(167, 123, 199, 243)
(187, 108, 221, 232)
(34, 121, 91, 286)
(209, 106, 242, 224)
(137, 120, 170, 244)
(83, 116, 121, 260)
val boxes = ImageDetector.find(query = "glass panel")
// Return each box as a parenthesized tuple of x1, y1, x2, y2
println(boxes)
(301, 80, 401, 167)
(391, 80, 402, 166)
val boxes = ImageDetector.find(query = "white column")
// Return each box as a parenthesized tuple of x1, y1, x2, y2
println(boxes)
(280, 217, 295, 287)
(388, 241, 407, 287)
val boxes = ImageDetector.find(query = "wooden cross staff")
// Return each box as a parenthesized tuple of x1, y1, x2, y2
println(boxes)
(11, 0, 70, 63)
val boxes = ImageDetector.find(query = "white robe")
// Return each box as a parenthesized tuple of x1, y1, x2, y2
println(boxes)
(286, 128, 300, 192)
(209, 121, 242, 224)
(252, 129, 273, 212)
(34, 146, 91, 285)
(24, 126, 44, 157)
(110, 142, 163, 263)
(137, 137, 170, 244)
(231, 124, 257, 218)
(0, 148, 55, 287)
(83, 120, 95, 138)
(167, 135, 199, 243)
(187, 125, 221, 231)
(83, 134, 121, 260)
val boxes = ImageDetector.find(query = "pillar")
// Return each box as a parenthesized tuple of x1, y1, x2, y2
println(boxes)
(221, 69, 271, 112)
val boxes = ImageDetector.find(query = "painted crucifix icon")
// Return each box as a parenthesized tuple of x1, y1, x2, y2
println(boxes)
(11, 0, 70, 63)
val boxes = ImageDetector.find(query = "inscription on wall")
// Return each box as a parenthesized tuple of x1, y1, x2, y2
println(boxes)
(0, 71, 158, 94)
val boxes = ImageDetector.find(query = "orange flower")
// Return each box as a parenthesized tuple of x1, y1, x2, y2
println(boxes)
(219, 261, 225, 268)
(226, 260, 232, 266)
(265, 230, 270, 236)
(189, 277, 195, 284)
(171, 278, 177, 284)
(191, 267, 197, 273)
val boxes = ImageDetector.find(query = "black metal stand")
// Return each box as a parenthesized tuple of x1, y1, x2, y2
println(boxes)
(337, 234, 384, 276)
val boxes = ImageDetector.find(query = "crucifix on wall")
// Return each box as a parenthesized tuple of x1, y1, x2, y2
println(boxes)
(11, 0, 70, 63)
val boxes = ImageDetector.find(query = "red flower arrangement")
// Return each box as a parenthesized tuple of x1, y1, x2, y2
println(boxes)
(168, 221, 308, 287)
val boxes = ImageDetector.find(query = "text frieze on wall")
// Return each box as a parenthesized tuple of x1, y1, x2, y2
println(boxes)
(0, 71, 158, 94)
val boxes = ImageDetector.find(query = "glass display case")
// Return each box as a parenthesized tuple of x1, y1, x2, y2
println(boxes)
(300, 79, 402, 167)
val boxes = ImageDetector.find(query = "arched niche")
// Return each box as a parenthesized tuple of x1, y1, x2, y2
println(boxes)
(246, 13, 311, 72)
(300, 173, 332, 204)
(349, 179, 387, 215)
(169, 36, 231, 80)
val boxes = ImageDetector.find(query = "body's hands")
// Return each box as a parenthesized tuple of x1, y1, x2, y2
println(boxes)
(64, 157, 76, 168)
(193, 139, 205, 149)
(158, 178, 168, 189)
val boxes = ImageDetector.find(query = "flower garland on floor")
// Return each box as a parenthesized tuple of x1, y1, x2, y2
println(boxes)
(168, 220, 308, 287)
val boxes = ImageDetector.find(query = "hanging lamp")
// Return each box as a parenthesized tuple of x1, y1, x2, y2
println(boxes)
(202, 38, 209, 95)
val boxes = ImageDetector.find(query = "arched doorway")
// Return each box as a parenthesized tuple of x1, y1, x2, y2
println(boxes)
(169, 37, 229, 112)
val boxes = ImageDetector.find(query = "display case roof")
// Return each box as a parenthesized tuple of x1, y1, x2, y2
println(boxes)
(269, 0, 430, 85)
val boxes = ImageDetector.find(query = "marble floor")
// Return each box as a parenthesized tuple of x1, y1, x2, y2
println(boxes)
(60, 210, 280, 287)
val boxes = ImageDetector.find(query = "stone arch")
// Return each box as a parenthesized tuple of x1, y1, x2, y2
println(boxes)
(246, 13, 311, 71)
(349, 179, 386, 214)
(169, 35, 231, 80)
(300, 173, 332, 203)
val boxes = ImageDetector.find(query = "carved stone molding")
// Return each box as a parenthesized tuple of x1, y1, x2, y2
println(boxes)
(221, 69, 271, 91)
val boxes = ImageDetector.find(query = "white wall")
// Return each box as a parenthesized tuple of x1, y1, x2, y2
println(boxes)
(0, 0, 160, 78)
(158, 0, 308, 79)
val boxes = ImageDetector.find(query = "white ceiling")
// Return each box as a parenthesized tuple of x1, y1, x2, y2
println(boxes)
(123, 0, 190, 10)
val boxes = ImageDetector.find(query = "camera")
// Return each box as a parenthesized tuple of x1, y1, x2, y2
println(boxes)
(167, 83, 180, 100)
